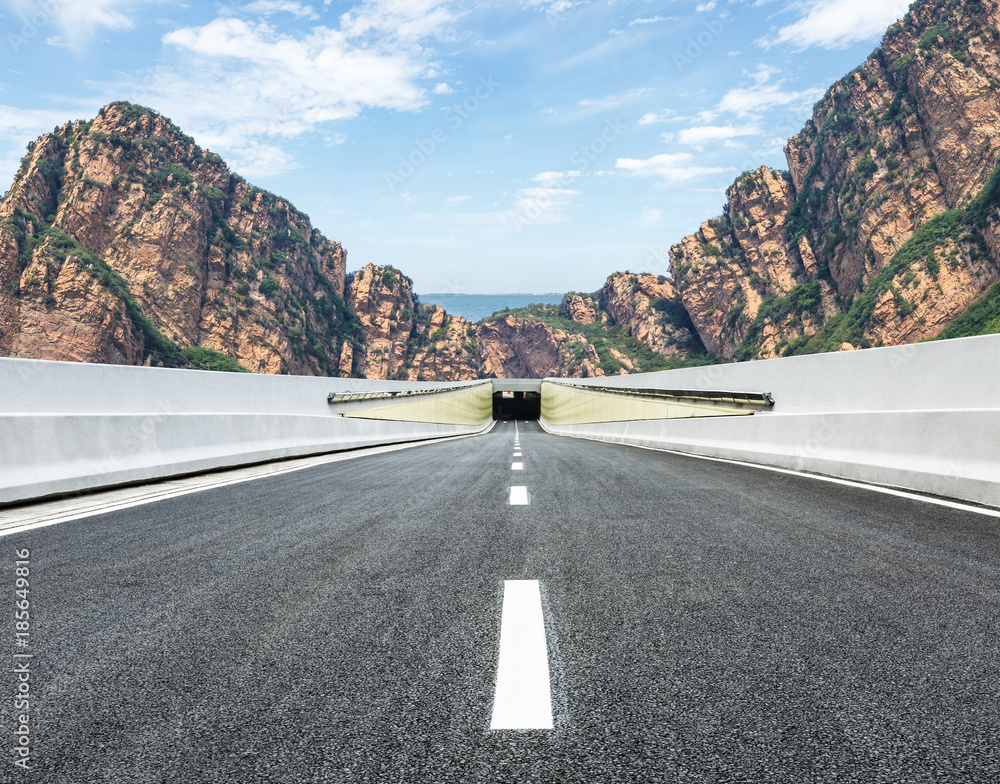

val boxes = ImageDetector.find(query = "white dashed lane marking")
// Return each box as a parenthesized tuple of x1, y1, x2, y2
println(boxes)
(509, 486, 529, 505)
(490, 580, 553, 730)
(512, 462, 523, 471)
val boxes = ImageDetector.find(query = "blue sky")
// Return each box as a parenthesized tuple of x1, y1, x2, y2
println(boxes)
(0, 0, 910, 294)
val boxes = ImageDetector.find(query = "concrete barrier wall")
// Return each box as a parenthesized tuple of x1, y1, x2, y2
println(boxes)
(0, 358, 493, 505)
(540, 335, 1000, 508)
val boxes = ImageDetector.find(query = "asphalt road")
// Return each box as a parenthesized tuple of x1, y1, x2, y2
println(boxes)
(4, 421, 1000, 783)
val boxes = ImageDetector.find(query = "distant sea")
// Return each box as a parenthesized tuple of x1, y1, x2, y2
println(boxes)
(419, 293, 565, 322)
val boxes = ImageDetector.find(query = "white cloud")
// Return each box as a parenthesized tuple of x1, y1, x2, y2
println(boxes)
(716, 64, 824, 117)
(533, 170, 582, 187)
(244, 1, 319, 20)
(629, 16, 671, 26)
(499, 170, 584, 228)
(634, 207, 663, 227)
(4, 0, 154, 50)
(432, 82, 454, 94)
(643, 108, 721, 126)
(522, 0, 575, 15)
(219, 140, 300, 178)
(695, 1, 717, 12)
(135, 2, 457, 176)
(0, 106, 79, 137)
(512, 185, 581, 222)
(639, 109, 676, 125)
(751, 64, 782, 84)
(445, 194, 470, 204)
(717, 83, 824, 117)
(765, 0, 910, 50)
(578, 88, 653, 111)
(677, 123, 760, 146)
(340, 0, 459, 42)
(616, 152, 728, 183)
(534, 88, 655, 124)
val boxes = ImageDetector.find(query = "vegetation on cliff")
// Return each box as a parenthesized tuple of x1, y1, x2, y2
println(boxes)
(5, 0, 1000, 382)
(1, 102, 358, 374)
(485, 296, 712, 376)
(4, 213, 246, 372)
(664, 0, 1000, 364)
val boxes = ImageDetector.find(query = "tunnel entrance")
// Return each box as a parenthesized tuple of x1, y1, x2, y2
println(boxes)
(493, 390, 541, 420)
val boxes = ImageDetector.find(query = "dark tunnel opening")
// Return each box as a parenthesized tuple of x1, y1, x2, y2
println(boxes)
(493, 390, 541, 420)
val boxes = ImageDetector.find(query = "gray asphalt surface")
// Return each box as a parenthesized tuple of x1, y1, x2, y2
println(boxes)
(4, 420, 1000, 783)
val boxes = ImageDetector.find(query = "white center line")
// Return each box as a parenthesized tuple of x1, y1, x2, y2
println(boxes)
(509, 486, 529, 505)
(490, 580, 553, 730)
(513, 452, 522, 457)
(512, 462, 523, 471)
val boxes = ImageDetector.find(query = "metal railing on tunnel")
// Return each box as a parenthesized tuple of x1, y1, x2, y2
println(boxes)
(327, 383, 482, 404)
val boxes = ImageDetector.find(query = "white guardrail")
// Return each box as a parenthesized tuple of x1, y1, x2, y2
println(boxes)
(3, 334, 998, 509)
(0, 359, 493, 505)
(539, 334, 1000, 509)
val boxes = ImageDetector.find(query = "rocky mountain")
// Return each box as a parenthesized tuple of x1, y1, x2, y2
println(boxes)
(667, 0, 1000, 361)
(467, 281, 713, 378)
(0, 103, 687, 382)
(599, 273, 706, 360)
(344, 262, 481, 381)
(478, 313, 605, 379)
(0, 102, 358, 375)
(4, 0, 1000, 383)
(343, 263, 415, 379)
(405, 304, 481, 381)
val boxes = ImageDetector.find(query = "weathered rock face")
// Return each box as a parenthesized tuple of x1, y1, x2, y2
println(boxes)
(344, 271, 483, 381)
(671, 169, 839, 359)
(13, 253, 144, 364)
(562, 294, 606, 326)
(345, 263, 415, 379)
(600, 272, 705, 359)
(0, 105, 698, 382)
(865, 235, 1000, 345)
(405, 305, 481, 381)
(10, 0, 1000, 387)
(1, 102, 354, 374)
(669, 0, 1000, 360)
(478, 314, 604, 379)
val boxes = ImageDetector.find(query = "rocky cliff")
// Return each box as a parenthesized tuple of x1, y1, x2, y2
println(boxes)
(405, 305, 481, 381)
(383, 0, 1000, 378)
(344, 263, 415, 379)
(478, 314, 605, 379)
(599, 273, 706, 359)
(668, 0, 1000, 360)
(343, 264, 482, 381)
(1, 102, 357, 374)
(0, 102, 697, 382)
(7, 0, 1000, 389)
